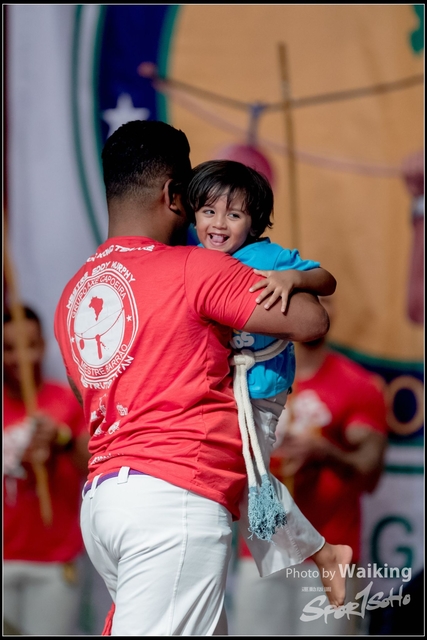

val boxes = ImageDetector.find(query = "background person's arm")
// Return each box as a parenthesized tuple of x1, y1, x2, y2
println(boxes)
(21, 412, 90, 476)
(277, 425, 387, 494)
(242, 290, 329, 343)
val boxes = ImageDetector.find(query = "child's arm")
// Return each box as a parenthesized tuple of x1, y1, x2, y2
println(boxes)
(249, 267, 336, 313)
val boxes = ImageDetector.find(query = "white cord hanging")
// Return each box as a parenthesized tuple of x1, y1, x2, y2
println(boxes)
(231, 340, 289, 541)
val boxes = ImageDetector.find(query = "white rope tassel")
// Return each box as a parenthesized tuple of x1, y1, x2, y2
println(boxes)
(231, 340, 289, 541)
(231, 340, 289, 481)
(233, 350, 268, 483)
(233, 351, 258, 489)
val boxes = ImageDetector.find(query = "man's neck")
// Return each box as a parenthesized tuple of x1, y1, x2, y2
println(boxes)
(107, 199, 176, 245)
(108, 225, 172, 244)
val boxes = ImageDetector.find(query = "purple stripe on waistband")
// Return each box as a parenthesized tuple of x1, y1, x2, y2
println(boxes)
(83, 469, 145, 496)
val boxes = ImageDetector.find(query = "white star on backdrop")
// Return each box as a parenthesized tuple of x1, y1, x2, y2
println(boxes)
(102, 94, 150, 137)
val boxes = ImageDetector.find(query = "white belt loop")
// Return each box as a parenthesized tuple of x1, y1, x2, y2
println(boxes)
(117, 466, 130, 484)
(89, 474, 101, 499)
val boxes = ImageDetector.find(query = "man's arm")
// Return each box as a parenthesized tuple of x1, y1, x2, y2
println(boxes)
(65, 377, 90, 474)
(242, 291, 330, 343)
(68, 375, 83, 406)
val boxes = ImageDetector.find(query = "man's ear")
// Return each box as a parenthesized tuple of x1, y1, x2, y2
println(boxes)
(163, 179, 181, 214)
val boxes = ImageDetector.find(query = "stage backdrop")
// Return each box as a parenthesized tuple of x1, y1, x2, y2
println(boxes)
(5, 4, 424, 626)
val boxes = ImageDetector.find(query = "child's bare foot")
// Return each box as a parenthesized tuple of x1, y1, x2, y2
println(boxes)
(311, 542, 353, 607)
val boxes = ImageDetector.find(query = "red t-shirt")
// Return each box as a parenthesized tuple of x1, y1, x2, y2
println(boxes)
(3, 381, 86, 562)
(54, 237, 261, 519)
(268, 351, 388, 562)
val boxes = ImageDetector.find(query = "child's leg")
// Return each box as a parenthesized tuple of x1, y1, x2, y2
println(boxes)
(238, 473, 325, 576)
(239, 479, 352, 607)
(311, 542, 353, 607)
(251, 390, 289, 469)
(240, 395, 352, 606)
(241, 393, 325, 574)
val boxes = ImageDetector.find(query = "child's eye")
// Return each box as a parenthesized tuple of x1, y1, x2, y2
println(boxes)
(202, 208, 215, 216)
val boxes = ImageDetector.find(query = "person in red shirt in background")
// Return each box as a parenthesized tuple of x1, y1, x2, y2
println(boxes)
(3, 306, 90, 635)
(230, 295, 388, 636)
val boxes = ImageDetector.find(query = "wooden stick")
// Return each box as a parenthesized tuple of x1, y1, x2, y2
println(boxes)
(3, 234, 53, 526)
(278, 42, 300, 250)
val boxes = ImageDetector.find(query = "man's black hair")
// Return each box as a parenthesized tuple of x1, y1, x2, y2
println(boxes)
(102, 120, 192, 202)
(185, 159, 274, 239)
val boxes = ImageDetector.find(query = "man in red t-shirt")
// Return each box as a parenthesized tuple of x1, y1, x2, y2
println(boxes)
(3, 306, 90, 635)
(231, 295, 388, 635)
(54, 119, 330, 636)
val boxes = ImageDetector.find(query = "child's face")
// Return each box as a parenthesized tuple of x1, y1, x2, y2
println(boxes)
(194, 194, 253, 254)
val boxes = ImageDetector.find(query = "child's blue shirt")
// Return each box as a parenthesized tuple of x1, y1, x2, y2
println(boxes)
(228, 238, 320, 399)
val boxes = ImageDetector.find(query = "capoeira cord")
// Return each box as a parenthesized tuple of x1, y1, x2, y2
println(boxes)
(231, 339, 289, 542)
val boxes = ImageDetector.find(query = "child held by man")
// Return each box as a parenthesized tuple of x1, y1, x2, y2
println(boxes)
(186, 159, 352, 607)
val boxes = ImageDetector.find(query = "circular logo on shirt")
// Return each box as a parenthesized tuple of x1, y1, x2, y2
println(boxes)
(67, 265, 138, 388)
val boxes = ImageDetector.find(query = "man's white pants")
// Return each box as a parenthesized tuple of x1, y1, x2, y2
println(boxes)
(80, 468, 233, 636)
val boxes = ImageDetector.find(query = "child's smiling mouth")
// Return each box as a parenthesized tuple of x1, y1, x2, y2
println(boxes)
(208, 233, 229, 246)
